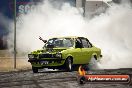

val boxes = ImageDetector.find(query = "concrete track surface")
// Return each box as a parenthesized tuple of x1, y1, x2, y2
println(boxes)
(0, 69, 132, 88)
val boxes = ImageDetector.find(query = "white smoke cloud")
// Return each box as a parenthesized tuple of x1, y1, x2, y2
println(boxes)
(8, 0, 132, 69)
(90, 4, 132, 69)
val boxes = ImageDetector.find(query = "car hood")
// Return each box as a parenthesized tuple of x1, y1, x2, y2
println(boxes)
(31, 48, 68, 54)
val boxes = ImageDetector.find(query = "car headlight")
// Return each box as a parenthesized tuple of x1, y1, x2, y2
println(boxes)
(56, 53, 62, 58)
(28, 54, 34, 58)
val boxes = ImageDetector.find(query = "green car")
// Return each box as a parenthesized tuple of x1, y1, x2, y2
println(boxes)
(28, 36, 102, 73)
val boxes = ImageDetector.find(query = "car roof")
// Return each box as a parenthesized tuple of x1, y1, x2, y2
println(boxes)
(49, 36, 86, 39)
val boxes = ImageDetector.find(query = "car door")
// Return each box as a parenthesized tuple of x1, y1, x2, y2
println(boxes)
(80, 38, 93, 64)
(72, 38, 83, 64)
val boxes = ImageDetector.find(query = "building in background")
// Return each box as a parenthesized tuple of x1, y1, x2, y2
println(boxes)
(76, 0, 112, 18)
(76, 0, 132, 18)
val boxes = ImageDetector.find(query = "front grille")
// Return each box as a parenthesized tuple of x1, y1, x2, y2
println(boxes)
(39, 54, 56, 58)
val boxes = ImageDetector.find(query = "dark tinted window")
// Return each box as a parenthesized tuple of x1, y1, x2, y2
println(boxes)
(75, 38, 82, 48)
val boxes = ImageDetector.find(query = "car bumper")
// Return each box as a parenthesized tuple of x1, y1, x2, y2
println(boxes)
(28, 58, 65, 68)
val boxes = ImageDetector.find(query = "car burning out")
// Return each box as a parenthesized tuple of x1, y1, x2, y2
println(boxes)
(28, 36, 102, 73)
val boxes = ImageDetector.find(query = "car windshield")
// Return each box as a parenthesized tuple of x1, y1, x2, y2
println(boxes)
(44, 38, 74, 48)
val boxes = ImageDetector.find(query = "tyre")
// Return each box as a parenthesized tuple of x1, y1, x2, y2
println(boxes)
(65, 57, 72, 72)
(32, 66, 38, 73)
(79, 76, 86, 84)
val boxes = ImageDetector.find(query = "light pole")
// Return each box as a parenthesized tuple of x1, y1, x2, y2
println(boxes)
(14, 0, 16, 69)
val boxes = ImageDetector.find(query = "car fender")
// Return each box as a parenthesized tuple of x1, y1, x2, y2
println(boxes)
(65, 54, 73, 62)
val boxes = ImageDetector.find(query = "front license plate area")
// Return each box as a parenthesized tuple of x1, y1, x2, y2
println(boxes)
(40, 61, 49, 65)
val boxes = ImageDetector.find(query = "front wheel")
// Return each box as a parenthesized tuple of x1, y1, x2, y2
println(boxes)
(32, 66, 38, 73)
(65, 57, 72, 72)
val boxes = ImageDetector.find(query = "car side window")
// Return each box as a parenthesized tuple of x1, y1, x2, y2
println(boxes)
(87, 39, 93, 48)
(81, 38, 93, 48)
(75, 38, 82, 48)
(81, 38, 89, 48)
(87, 41, 92, 48)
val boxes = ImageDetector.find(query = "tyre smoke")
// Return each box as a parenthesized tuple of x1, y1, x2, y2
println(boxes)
(8, 0, 132, 69)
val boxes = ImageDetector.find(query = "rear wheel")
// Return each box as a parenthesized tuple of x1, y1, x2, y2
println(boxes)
(65, 57, 72, 72)
(32, 66, 38, 73)
(79, 76, 86, 84)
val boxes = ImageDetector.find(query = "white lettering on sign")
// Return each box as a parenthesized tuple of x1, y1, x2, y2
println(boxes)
(18, 5, 38, 15)
(18, 5, 25, 14)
